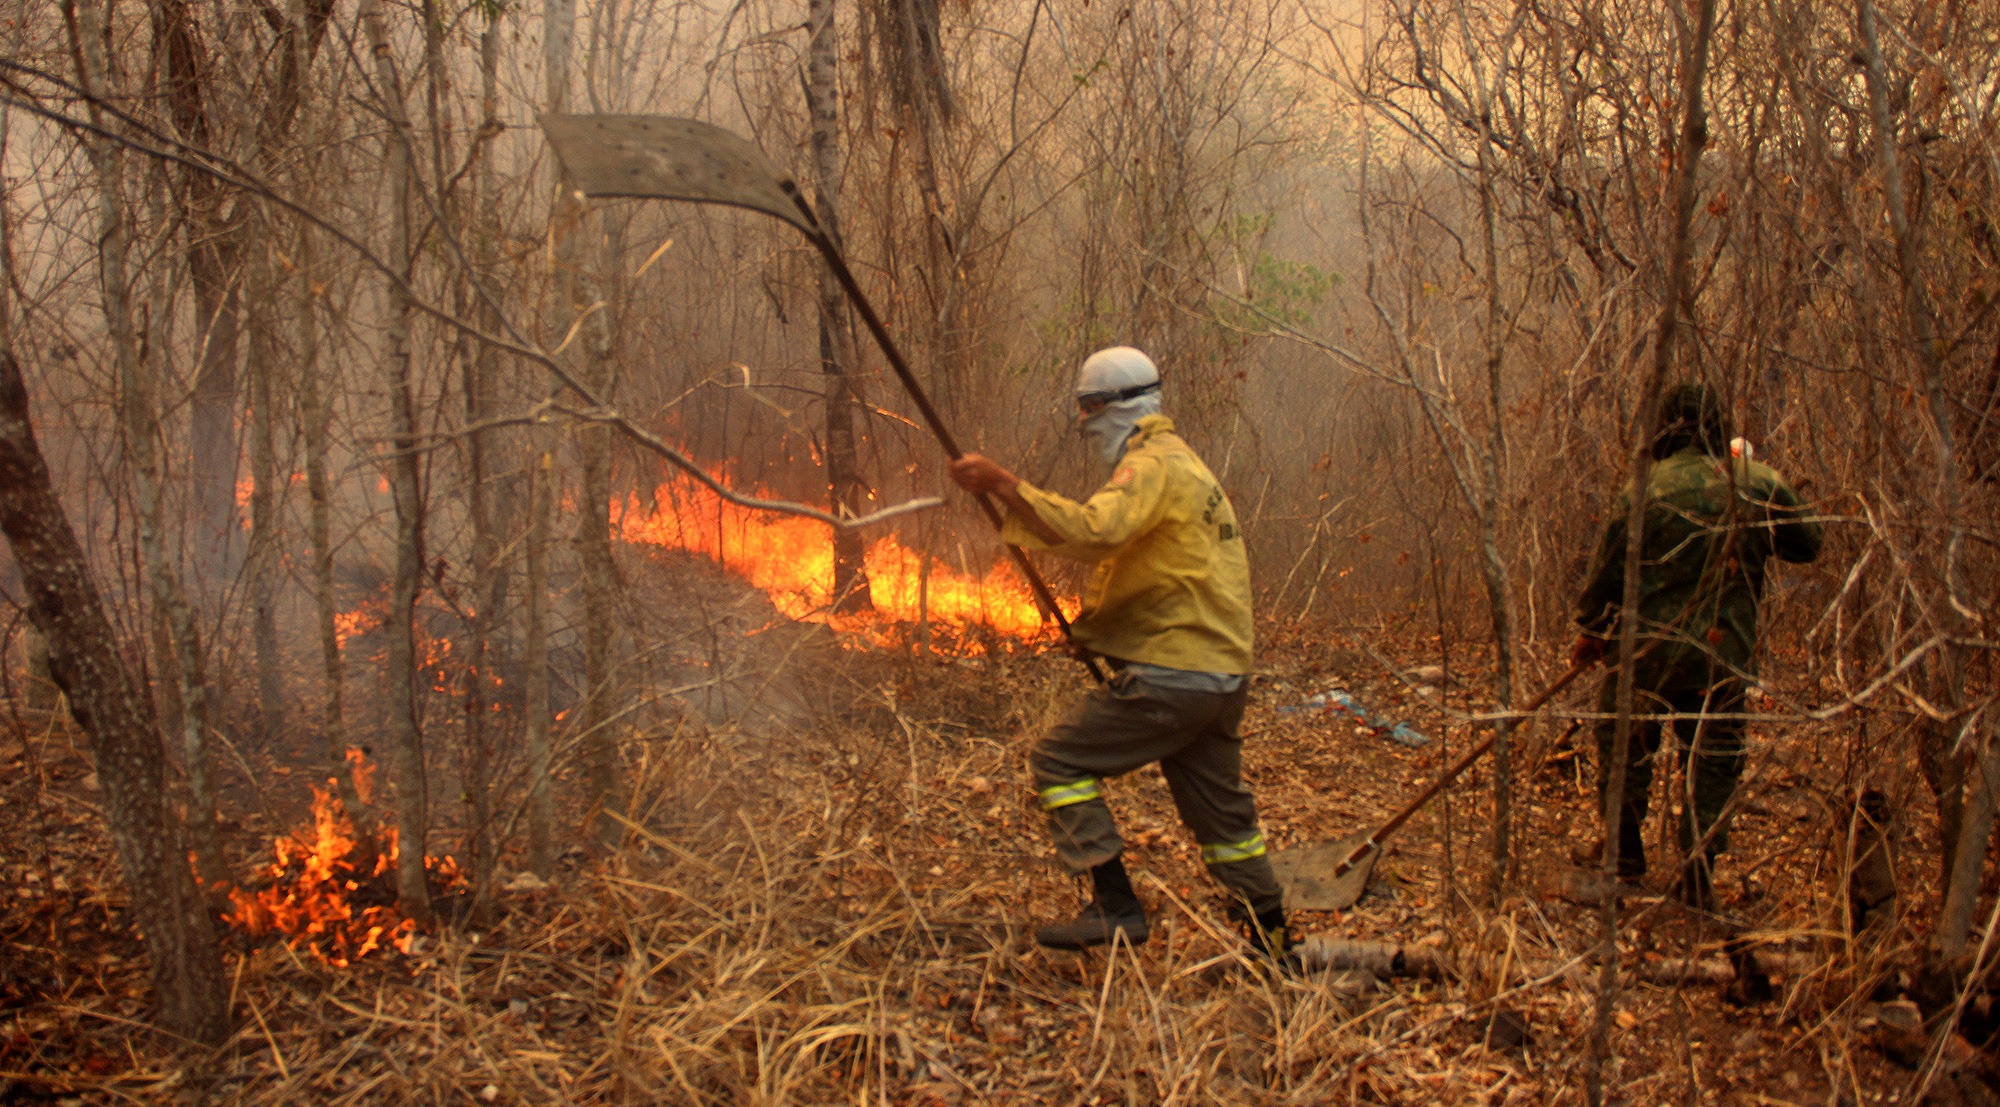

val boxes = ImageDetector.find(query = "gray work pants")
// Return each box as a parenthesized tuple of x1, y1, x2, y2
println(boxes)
(1029, 671, 1283, 916)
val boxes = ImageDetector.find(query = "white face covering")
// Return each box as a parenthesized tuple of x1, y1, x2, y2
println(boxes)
(1080, 392, 1162, 467)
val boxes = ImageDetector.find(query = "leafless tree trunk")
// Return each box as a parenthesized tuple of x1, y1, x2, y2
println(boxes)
(808, 0, 874, 613)
(577, 351, 619, 844)
(862, 0, 959, 420)
(530, 0, 579, 872)
(154, 0, 243, 580)
(0, 349, 230, 1044)
(70, 0, 227, 887)
(1941, 728, 2000, 961)
(296, 221, 365, 818)
(362, 0, 433, 926)
(1586, 0, 1719, 1101)
(524, 444, 555, 877)
(542, 0, 622, 840)
(245, 239, 285, 744)
(241, 0, 337, 748)
(1853, 0, 1988, 965)
(1347, 3, 1528, 906)
(1449, 0, 1523, 903)
(462, 2, 509, 909)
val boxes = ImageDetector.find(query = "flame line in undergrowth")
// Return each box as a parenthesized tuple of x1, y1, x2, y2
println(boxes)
(617, 470, 1059, 649)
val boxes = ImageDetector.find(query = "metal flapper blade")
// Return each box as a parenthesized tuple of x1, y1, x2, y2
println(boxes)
(539, 114, 814, 235)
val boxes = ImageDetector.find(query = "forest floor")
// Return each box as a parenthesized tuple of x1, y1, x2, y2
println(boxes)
(0, 576, 1977, 1104)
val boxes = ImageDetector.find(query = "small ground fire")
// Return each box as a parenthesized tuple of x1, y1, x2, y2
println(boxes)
(223, 752, 462, 967)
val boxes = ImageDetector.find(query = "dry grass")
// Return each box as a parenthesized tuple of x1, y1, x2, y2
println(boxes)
(0, 631, 1950, 1104)
(184, 726, 1371, 1104)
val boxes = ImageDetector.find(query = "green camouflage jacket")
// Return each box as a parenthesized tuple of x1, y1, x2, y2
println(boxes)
(1575, 447, 1822, 677)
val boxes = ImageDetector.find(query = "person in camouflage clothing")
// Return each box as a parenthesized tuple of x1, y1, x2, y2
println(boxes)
(1570, 383, 1823, 906)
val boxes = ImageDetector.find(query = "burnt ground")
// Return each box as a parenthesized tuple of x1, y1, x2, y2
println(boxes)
(0, 573, 1977, 1104)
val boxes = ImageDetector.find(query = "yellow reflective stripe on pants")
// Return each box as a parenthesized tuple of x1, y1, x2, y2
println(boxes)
(1201, 834, 1267, 864)
(1039, 778, 1102, 811)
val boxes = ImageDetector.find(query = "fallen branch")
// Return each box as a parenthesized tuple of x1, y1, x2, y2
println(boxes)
(1297, 935, 1820, 993)
(1635, 950, 1819, 986)
(547, 402, 944, 530)
(1294, 938, 1448, 979)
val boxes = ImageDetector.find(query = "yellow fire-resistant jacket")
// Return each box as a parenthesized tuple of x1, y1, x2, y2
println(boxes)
(1001, 415, 1253, 674)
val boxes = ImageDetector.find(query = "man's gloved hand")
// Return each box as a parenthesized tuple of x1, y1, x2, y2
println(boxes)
(949, 453, 1018, 496)
(1570, 632, 1609, 669)
(950, 452, 1065, 545)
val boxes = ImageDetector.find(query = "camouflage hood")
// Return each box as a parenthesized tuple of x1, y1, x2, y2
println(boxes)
(1652, 382, 1729, 460)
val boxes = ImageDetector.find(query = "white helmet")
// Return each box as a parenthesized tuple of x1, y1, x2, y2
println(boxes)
(1074, 347, 1162, 465)
(1075, 346, 1160, 407)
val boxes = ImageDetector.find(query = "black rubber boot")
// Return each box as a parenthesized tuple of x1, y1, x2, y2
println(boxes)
(1247, 906, 1291, 961)
(1036, 856, 1149, 951)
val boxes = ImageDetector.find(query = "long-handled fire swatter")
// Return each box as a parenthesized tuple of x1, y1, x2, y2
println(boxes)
(538, 114, 1104, 682)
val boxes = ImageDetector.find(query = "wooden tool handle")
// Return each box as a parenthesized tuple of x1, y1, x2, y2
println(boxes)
(787, 187, 1104, 683)
(1330, 662, 1592, 879)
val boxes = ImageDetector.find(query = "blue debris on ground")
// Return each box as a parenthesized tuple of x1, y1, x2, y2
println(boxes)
(1285, 689, 1431, 748)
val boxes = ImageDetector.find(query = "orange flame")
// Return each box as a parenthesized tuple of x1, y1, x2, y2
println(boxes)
(423, 635, 454, 693)
(224, 752, 461, 967)
(333, 606, 381, 648)
(233, 473, 306, 519)
(617, 470, 1055, 650)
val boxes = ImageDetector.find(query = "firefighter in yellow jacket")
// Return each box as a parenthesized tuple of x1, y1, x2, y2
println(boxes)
(948, 347, 1287, 957)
